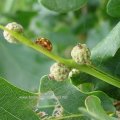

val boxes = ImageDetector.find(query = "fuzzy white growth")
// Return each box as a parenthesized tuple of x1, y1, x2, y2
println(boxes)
(71, 43, 91, 64)
(3, 22, 23, 43)
(69, 68, 80, 78)
(49, 63, 70, 81)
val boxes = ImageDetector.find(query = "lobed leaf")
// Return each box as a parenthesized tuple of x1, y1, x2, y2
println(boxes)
(0, 77, 39, 120)
(40, 0, 87, 13)
(80, 95, 117, 120)
(107, 0, 120, 17)
(39, 75, 115, 115)
(91, 21, 120, 64)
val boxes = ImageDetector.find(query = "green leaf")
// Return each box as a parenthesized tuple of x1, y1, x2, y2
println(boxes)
(36, 92, 57, 117)
(107, 0, 120, 17)
(40, 75, 115, 115)
(91, 21, 120, 63)
(80, 95, 117, 120)
(89, 22, 120, 99)
(71, 71, 120, 100)
(78, 83, 94, 92)
(40, 76, 86, 114)
(86, 21, 111, 49)
(0, 77, 39, 120)
(14, 11, 37, 28)
(40, 0, 87, 13)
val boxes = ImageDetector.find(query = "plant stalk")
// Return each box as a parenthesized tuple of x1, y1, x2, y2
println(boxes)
(0, 25, 120, 88)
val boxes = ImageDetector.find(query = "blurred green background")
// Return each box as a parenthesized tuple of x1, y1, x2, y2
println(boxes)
(0, 0, 119, 92)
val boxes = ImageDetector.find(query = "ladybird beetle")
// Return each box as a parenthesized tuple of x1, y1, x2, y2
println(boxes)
(35, 38, 52, 51)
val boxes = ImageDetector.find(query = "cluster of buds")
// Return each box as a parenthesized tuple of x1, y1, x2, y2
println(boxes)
(49, 44, 91, 81)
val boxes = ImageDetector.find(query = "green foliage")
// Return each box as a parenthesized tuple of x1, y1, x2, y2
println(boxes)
(40, 76, 115, 117)
(91, 21, 120, 63)
(0, 77, 39, 120)
(80, 95, 117, 120)
(78, 83, 94, 92)
(0, 32, 53, 91)
(40, 0, 87, 13)
(107, 0, 120, 17)
(0, 0, 120, 119)
(70, 21, 120, 99)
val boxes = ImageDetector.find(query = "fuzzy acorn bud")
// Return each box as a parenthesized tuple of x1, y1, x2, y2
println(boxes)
(71, 43, 91, 64)
(3, 22, 23, 43)
(49, 63, 70, 81)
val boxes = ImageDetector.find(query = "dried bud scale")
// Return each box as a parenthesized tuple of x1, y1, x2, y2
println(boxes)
(3, 22, 23, 43)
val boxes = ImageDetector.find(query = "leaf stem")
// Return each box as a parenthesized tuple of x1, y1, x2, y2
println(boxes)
(0, 25, 120, 88)
(64, 60, 120, 88)
(85, 65, 120, 88)
(0, 25, 66, 63)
